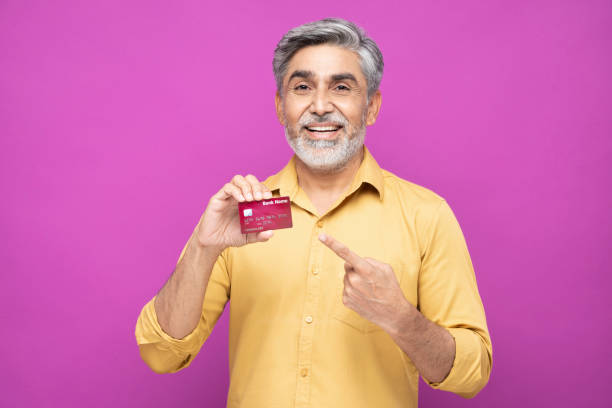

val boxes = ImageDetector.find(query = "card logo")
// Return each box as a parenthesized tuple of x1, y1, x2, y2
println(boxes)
(243, 209, 253, 217)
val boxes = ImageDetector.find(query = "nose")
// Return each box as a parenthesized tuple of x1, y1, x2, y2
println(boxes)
(309, 88, 334, 116)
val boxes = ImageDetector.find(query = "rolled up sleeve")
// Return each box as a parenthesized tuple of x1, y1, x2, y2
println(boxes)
(424, 327, 492, 398)
(134, 242, 231, 374)
(418, 200, 493, 398)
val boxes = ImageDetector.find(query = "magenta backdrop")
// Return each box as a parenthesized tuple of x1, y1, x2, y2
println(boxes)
(1, 0, 610, 407)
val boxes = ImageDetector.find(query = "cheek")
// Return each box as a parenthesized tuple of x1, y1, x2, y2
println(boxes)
(335, 101, 366, 127)
(284, 97, 310, 121)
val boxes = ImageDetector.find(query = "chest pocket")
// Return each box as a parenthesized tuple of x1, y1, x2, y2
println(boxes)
(330, 258, 408, 334)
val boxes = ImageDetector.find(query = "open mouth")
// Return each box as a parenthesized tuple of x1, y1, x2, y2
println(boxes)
(304, 124, 344, 139)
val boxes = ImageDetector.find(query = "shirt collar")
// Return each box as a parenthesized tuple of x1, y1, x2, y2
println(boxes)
(264, 145, 385, 202)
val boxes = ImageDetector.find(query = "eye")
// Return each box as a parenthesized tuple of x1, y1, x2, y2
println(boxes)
(294, 84, 309, 91)
(335, 84, 350, 91)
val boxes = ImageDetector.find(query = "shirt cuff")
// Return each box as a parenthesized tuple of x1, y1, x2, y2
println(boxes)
(135, 295, 210, 356)
(423, 327, 491, 398)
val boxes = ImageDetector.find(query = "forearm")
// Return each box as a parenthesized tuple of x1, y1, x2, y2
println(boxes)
(154, 232, 223, 339)
(384, 299, 455, 384)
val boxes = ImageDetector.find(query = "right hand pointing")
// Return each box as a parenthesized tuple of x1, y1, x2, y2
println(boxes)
(194, 174, 275, 251)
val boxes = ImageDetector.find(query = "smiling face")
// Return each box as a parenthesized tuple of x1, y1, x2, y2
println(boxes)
(275, 44, 381, 172)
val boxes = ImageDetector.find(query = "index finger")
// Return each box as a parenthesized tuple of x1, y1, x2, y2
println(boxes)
(318, 233, 368, 269)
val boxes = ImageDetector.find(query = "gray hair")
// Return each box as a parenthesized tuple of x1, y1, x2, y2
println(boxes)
(273, 18, 384, 100)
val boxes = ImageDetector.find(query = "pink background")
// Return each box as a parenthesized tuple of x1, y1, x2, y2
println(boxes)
(1, 0, 610, 406)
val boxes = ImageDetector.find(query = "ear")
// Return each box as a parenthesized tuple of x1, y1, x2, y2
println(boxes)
(365, 90, 382, 126)
(275, 91, 285, 126)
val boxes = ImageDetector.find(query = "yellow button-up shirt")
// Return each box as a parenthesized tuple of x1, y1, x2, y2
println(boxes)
(135, 146, 492, 407)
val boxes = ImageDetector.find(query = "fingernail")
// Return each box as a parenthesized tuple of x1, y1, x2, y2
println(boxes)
(239, 194, 245, 201)
(263, 191, 272, 199)
(246, 193, 253, 201)
(254, 191, 262, 200)
(318, 233, 327, 242)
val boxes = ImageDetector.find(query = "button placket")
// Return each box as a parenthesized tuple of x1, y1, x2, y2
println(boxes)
(294, 219, 323, 408)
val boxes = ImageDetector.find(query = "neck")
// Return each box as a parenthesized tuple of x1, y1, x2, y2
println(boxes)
(294, 146, 365, 215)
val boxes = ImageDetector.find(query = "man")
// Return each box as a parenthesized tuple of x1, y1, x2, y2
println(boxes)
(135, 17, 492, 407)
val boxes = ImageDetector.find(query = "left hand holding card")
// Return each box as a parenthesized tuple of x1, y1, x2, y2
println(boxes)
(195, 174, 277, 250)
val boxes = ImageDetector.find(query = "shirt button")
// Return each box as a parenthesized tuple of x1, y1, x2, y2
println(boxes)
(304, 315, 313, 324)
(312, 268, 319, 275)
(316, 220, 323, 228)
(300, 368, 309, 377)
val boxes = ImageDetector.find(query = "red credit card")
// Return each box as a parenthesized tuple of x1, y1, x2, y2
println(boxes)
(238, 196, 293, 234)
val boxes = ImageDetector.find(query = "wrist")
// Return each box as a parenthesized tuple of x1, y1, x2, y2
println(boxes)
(192, 224, 226, 254)
(190, 231, 225, 260)
(385, 297, 419, 338)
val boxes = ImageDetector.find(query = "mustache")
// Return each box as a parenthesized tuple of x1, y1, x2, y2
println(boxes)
(298, 113, 349, 127)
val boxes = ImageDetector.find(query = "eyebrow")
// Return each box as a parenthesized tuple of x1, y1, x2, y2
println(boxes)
(287, 70, 358, 83)
(288, 70, 314, 82)
(331, 73, 357, 82)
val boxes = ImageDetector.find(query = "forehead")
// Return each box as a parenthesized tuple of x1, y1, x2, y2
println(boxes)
(285, 44, 365, 82)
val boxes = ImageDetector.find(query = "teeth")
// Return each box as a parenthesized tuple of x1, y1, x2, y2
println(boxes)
(307, 126, 340, 131)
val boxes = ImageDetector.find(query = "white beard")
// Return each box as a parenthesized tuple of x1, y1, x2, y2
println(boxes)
(284, 109, 367, 172)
